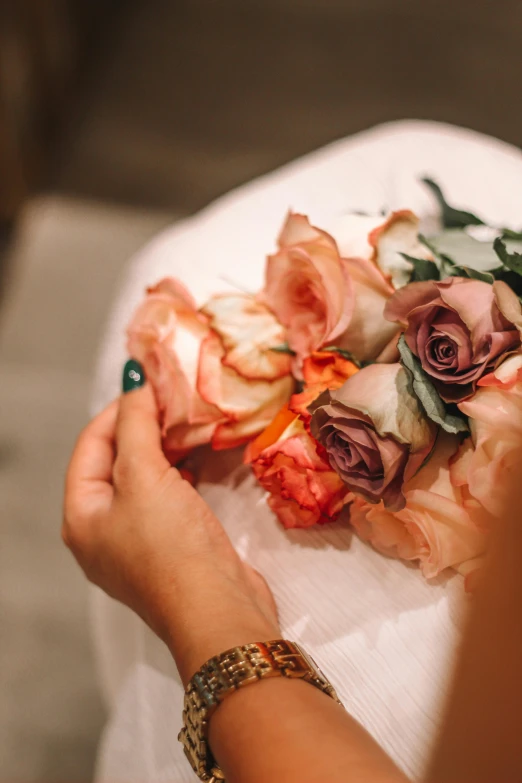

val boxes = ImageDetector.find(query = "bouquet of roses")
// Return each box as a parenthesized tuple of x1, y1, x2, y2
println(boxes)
(126, 180, 522, 587)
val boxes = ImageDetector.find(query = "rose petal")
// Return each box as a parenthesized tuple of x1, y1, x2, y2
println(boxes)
(202, 293, 292, 381)
(369, 210, 432, 289)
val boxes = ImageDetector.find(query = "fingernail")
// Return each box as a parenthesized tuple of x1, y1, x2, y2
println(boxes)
(122, 359, 146, 393)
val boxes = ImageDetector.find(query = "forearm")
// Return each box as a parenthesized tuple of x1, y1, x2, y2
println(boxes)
(427, 466, 522, 782)
(209, 676, 407, 783)
(163, 568, 407, 783)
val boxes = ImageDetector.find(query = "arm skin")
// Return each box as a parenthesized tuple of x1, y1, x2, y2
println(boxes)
(65, 382, 522, 783)
(427, 458, 522, 783)
(164, 572, 407, 783)
(63, 383, 407, 783)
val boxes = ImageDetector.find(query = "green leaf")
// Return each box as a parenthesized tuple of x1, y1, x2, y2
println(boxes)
(422, 178, 485, 229)
(502, 228, 522, 241)
(418, 234, 456, 276)
(448, 265, 498, 284)
(397, 336, 469, 434)
(321, 346, 362, 367)
(400, 253, 440, 282)
(493, 237, 522, 277)
(270, 342, 296, 356)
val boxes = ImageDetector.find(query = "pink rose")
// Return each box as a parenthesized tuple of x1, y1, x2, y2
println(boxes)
(128, 280, 293, 460)
(350, 433, 488, 579)
(245, 405, 351, 529)
(309, 363, 436, 511)
(263, 213, 397, 366)
(385, 278, 522, 402)
(458, 353, 522, 516)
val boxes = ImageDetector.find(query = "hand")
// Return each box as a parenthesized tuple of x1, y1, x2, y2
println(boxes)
(63, 381, 280, 682)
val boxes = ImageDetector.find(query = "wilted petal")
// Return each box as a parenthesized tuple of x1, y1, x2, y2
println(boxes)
(369, 210, 432, 289)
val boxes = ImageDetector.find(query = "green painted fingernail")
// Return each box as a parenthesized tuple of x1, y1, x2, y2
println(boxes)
(122, 359, 145, 393)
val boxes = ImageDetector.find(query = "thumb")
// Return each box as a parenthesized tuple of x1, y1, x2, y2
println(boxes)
(116, 367, 169, 475)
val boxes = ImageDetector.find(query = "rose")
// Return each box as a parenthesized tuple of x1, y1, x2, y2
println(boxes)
(288, 350, 359, 425)
(263, 213, 398, 367)
(309, 363, 436, 510)
(336, 257, 400, 363)
(127, 278, 222, 461)
(263, 213, 352, 364)
(324, 209, 433, 289)
(198, 293, 294, 448)
(128, 280, 293, 459)
(245, 405, 352, 529)
(458, 353, 522, 516)
(367, 210, 433, 289)
(385, 277, 522, 402)
(349, 433, 488, 580)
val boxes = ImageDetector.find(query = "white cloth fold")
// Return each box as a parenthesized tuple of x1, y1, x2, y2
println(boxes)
(91, 120, 522, 781)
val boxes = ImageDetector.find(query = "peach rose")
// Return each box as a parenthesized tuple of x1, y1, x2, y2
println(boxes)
(385, 277, 522, 402)
(309, 363, 436, 511)
(263, 213, 398, 367)
(458, 353, 522, 516)
(128, 280, 293, 460)
(350, 433, 489, 579)
(245, 405, 352, 529)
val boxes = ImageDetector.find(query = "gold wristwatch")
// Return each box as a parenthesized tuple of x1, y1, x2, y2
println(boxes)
(178, 639, 342, 782)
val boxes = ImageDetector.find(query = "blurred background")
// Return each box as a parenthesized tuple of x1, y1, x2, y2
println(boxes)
(2, 0, 522, 780)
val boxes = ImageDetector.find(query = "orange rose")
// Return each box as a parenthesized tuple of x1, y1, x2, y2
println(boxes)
(245, 405, 352, 529)
(289, 350, 359, 424)
(245, 351, 358, 529)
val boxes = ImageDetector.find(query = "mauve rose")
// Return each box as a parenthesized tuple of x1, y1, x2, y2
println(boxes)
(349, 433, 488, 581)
(309, 363, 436, 511)
(385, 277, 522, 402)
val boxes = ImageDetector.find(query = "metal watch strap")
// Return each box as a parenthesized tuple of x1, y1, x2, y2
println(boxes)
(178, 639, 342, 782)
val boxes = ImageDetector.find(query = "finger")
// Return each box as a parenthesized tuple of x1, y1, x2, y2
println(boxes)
(115, 383, 170, 475)
(65, 400, 119, 516)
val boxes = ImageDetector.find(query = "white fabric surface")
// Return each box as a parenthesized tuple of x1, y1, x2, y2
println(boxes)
(91, 120, 522, 782)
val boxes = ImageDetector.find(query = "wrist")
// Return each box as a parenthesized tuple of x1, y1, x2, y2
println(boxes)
(157, 562, 281, 684)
